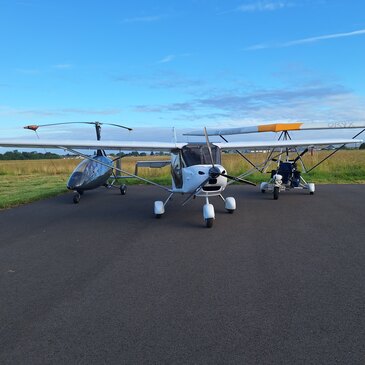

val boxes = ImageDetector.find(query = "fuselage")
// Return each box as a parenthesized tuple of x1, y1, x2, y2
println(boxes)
(170, 143, 228, 196)
(172, 164, 228, 195)
(67, 155, 113, 192)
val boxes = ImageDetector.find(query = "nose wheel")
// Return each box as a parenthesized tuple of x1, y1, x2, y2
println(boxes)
(203, 198, 215, 228)
(73, 192, 81, 204)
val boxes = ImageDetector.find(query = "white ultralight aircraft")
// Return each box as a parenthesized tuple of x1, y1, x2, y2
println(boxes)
(0, 126, 363, 227)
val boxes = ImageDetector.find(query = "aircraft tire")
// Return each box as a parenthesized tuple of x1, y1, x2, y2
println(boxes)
(120, 185, 127, 195)
(205, 218, 214, 228)
(273, 186, 279, 200)
(73, 193, 80, 204)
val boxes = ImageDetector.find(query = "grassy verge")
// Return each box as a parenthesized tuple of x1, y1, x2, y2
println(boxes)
(0, 175, 69, 209)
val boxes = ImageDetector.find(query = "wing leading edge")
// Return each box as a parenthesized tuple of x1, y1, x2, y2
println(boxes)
(0, 139, 187, 152)
(185, 121, 365, 136)
(0, 137, 361, 152)
(214, 138, 363, 150)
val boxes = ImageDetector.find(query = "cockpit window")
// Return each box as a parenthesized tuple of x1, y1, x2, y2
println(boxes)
(73, 159, 89, 173)
(181, 144, 221, 166)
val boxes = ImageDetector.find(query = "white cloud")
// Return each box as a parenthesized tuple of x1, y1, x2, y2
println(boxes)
(237, 1, 291, 12)
(246, 28, 365, 50)
(121, 15, 165, 24)
(15, 68, 40, 75)
(158, 55, 176, 64)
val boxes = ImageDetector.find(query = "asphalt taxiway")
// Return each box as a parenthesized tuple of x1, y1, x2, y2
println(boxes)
(1, 185, 365, 364)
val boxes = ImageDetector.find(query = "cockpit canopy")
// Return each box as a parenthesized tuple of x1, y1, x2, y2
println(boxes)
(180, 144, 221, 167)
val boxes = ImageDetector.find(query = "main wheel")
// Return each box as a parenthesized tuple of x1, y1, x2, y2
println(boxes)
(273, 186, 279, 200)
(73, 192, 80, 204)
(120, 184, 127, 195)
(205, 218, 214, 228)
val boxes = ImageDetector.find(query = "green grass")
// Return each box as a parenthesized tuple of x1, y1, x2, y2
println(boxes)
(1, 150, 364, 209)
(0, 175, 69, 209)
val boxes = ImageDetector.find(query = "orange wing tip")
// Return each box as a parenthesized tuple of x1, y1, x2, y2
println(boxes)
(24, 125, 39, 131)
(258, 123, 303, 133)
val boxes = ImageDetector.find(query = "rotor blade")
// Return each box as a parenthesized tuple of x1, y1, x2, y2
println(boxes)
(182, 177, 210, 206)
(101, 122, 133, 131)
(220, 173, 256, 186)
(203, 127, 215, 167)
(24, 121, 133, 131)
(25, 122, 88, 129)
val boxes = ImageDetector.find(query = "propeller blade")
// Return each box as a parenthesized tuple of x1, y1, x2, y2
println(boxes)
(203, 127, 215, 167)
(220, 173, 256, 186)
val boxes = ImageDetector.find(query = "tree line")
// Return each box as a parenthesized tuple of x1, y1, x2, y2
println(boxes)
(0, 150, 61, 160)
(0, 150, 169, 160)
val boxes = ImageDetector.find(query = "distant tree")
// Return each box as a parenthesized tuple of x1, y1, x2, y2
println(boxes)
(0, 150, 61, 160)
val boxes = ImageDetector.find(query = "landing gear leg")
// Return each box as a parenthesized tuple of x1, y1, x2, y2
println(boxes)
(73, 192, 81, 204)
(273, 186, 279, 200)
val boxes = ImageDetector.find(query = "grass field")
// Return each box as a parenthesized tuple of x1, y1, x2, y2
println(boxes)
(0, 150, 364, 209)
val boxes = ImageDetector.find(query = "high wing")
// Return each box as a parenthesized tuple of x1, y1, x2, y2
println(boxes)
(0, 138, 363, 152)
(0, 139, 187, 152)
(0, 137, 362, 152)
(213, 138, 363, 150)
(185, 121, 365, 136)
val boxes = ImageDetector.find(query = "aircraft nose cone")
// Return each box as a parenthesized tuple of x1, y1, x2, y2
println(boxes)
(209, 166, 222, 178)
(67, 172, 84, 190)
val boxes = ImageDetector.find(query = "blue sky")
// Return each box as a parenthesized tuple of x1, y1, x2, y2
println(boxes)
(0, 0, 364, 141)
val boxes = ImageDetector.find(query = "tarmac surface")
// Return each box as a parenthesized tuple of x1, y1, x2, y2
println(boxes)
(0, 184, 365, 364)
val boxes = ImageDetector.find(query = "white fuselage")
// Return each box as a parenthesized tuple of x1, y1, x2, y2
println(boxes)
(171, 164, 228, 196)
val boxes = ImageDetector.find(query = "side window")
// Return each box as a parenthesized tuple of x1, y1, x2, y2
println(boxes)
(171, 150, 183, 188)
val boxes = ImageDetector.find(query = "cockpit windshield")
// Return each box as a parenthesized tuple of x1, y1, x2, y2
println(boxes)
(181, 144, 221, 167)
(73, 159, 89, 173)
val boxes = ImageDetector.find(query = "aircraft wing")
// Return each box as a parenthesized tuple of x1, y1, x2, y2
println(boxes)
(185, 121, 365, 136)
(213, 138, 363, 150)
(0, 139, 187, 152)
(0, 137, 362, 152)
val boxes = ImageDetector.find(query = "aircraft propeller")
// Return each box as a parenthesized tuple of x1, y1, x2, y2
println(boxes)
(203, 127, 256, 186)
(182, 128, 256, 206)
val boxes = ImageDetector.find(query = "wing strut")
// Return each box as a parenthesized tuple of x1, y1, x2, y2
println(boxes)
(306, 128, 365, 173)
